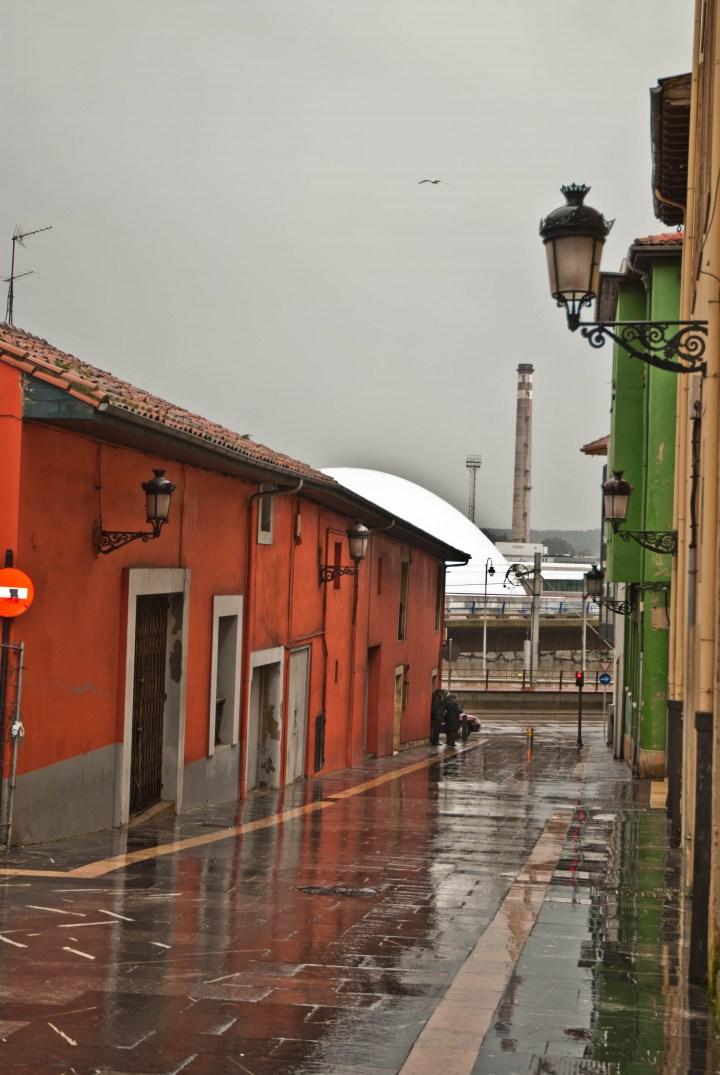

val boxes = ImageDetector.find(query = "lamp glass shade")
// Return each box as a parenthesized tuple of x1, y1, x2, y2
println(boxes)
(539, 186, 613, 325)
(584, 565, 604, 598)
(602, 471, 632, 524)
(142, 469, 176, 525)
(545, 234, 604, 303)
(348, 523, 370, 564)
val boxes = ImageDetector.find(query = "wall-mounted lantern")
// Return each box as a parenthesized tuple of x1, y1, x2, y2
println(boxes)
(319, 522, 370, 584)
(601, 470, 677, 555)
(97, 469, 176, 555)
(540, 184, 707, 375)
(584, 564, 604, 599)
(584, 563, 633, 616)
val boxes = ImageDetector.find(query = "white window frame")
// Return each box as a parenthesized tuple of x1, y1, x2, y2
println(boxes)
(257, 484, 274, 545)
(208, 595, 244, 756)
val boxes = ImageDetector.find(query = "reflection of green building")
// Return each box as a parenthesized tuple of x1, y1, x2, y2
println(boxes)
(592, 810, 678, 1071)
(603, 235, 680, 778)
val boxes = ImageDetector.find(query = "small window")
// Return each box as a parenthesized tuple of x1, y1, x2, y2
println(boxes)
(377, 557, 383, 596)
(333, 541, 343, 591)
(398, 560, 410, 640)
(257, 484, 274, 544)
(208, 595, 243, 755)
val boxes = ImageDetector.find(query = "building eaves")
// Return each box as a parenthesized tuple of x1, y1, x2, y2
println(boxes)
(650, 73, 691, 226)
(0, 323, 334, 486)
(580, 435, 609, 457)
(0, 323, 471, 564)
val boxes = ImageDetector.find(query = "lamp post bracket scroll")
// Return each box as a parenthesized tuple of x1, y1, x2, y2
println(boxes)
(540, 184, 707, 375)
(96, 469, 176, 555)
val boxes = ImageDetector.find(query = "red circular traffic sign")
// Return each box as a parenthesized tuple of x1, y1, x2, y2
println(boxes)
(0, 568, 35, 618)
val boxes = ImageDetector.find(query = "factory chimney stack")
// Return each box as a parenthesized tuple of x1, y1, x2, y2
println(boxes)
(511, 363, 534, 543)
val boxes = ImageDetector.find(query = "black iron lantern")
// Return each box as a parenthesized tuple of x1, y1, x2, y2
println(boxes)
(539, 183, 706, 374)
(348, 522, 370, 565)
(320, 521, 370, 583)
(142, 469, 176, 535)
(584, 564, 604, 599)
(539, 184, 614, 330)
(602, 470, 632, 526)
(97, 467, 176, 555)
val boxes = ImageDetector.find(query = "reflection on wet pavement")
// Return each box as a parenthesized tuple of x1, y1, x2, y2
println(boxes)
(0, 724, 716, 1074)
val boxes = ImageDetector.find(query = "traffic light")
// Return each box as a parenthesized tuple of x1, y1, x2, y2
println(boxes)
(575, 671, 584, 689)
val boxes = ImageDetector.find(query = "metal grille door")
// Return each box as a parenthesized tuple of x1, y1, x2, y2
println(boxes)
(130, 595, 168, 815)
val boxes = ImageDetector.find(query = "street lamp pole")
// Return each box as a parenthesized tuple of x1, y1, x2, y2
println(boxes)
(482, 558, 495, 678)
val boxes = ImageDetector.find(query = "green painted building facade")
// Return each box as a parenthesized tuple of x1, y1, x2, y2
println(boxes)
(605, 237, 680, 778)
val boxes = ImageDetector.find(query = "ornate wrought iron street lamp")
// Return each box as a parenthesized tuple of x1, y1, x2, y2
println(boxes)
(540, 184, 707, 375)
(602, 471, 677, 555)
(584, 564, 633, 616)
(97, 469, 176, 555)
(319, 522, 370, 584)
(584, 564, 604, 599)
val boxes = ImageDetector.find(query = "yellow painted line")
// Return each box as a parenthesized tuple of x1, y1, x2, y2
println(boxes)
(0, 740, 484, 881)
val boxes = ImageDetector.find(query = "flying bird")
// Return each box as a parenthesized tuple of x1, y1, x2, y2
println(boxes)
(418, 179, 444, 184)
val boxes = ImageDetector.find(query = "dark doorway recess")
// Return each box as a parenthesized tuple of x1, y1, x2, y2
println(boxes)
(130, 594, 168, 815)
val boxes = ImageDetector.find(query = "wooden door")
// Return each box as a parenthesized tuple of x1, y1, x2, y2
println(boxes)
(286, 648, 310, 784)
(130, 595, 168, 814)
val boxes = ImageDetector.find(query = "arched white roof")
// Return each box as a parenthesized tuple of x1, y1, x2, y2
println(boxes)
(322, 467, 510, 595)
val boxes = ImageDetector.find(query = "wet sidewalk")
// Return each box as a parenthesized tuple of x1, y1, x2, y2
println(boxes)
(0, 723, 716, 1074)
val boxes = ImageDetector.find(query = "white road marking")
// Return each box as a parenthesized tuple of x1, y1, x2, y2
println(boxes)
(57, 921, 114, 928)
(27, 905, 86, 917)
(207, 1017, 237, 1035)
(0, 934, 27, 948)
(48, 1023, 77, 1047)
(116, 1029, 157, 1050)
(62, 946, 95, 960)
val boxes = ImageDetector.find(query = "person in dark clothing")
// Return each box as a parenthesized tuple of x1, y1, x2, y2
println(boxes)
(430, 689, 446, 745)
(444, 693, 461, 747)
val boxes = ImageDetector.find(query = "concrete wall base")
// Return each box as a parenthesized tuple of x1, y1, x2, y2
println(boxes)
(637, 748, 666, 780)
(10, 744, 120, 845)
(9, 742, 243, 846)
(183, 745, 241, 810)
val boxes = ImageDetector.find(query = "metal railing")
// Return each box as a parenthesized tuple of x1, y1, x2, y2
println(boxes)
(446, 593, 600, 619)
(442, 666, 611, 692)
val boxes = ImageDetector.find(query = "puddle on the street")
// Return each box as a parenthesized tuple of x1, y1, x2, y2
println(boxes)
(472, 735, 720, 1075)
(0, 724, 715, 1074)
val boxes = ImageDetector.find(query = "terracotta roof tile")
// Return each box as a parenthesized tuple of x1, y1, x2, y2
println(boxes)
(580, 435, 609, 456)
(0, 323, 334, 485)
(633, 232, 683, 246)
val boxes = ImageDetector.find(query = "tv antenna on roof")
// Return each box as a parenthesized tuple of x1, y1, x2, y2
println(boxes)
(4, 224, 53, 326)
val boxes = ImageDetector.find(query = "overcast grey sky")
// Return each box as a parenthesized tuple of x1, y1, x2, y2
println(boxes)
(3, 1, 694, 529)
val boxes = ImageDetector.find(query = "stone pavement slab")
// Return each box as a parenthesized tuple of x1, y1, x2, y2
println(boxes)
(0, 723, 715, 1073)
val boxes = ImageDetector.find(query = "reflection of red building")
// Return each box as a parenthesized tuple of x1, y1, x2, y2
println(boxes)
(0, 325, 467, 843)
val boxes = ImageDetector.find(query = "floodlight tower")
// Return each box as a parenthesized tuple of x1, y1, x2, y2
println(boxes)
(466, 454, 483, 524)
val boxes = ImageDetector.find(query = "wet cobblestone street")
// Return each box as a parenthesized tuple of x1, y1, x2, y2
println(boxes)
(0, 722, 716, 1074)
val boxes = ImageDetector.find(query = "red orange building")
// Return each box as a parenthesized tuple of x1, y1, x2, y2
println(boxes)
(0, 324, 467, 843)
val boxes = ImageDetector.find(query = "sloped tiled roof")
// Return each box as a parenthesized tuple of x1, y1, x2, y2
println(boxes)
(0, 323, 334, 484)
(580, 435, 609, 457)
(633, 232, 683, 246)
